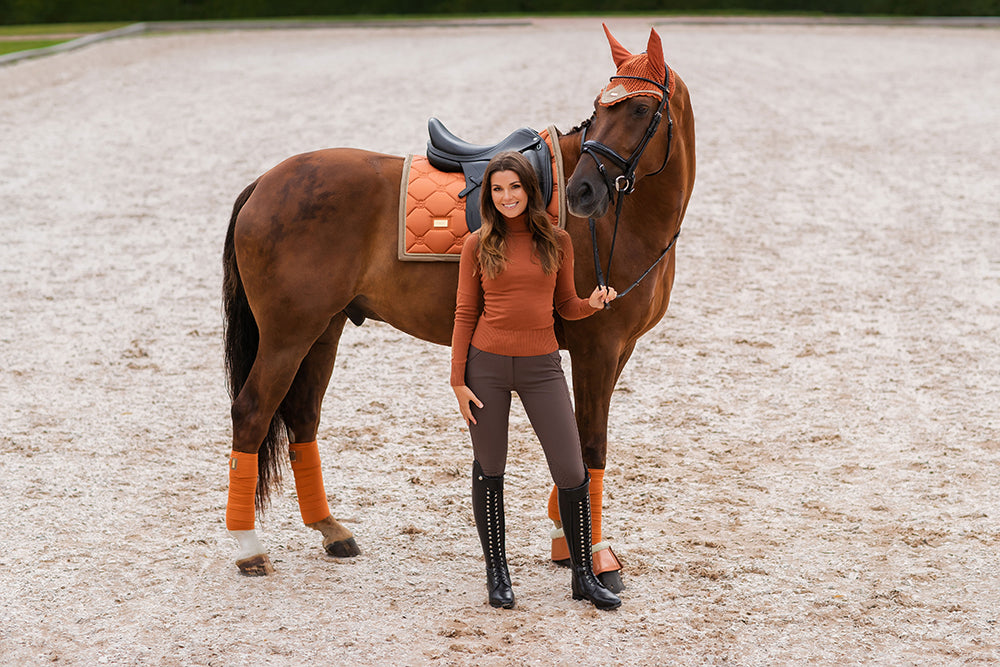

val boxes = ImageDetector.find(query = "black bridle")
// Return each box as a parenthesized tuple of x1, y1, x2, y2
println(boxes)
(580, 68, 677, 301)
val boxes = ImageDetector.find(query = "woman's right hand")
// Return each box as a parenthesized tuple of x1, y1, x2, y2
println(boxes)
(588, 285, 618, 309)
(452, 385, 484, 425)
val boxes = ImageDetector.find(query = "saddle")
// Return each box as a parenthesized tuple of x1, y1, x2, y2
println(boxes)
(398, 123, 565, 262)
(426, 117, 553, 232)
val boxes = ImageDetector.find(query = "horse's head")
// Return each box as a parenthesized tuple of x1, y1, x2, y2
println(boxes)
(567, 24, 675, 219)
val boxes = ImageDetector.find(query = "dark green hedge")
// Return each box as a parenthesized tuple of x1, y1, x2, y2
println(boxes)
(2, 0, 997, 24)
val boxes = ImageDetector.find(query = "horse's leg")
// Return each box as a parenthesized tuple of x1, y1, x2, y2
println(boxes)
(228, 321, 332, 576)
(547, 340, 635, 593)
(280, 312, 361, 559)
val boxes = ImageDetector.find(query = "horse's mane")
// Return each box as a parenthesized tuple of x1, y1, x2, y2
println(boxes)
(566, 116, 594, 136)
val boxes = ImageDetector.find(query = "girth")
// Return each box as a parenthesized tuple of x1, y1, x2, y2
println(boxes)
(426, 117, 553, 232)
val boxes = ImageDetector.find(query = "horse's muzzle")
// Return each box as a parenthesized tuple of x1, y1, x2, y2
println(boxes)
(566, 170, 611, 219)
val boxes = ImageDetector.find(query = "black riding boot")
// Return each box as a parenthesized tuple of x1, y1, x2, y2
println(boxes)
(472, 461, 515, 609)
(558, 475, 622, 610)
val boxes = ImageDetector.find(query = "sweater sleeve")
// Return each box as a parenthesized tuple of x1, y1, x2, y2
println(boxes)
(450, 235, 484, 386)
(553, 231, 600, 321)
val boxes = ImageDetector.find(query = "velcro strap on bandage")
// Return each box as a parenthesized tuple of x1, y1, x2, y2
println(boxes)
(226, 451, 258, 531)
(288, 441, 330, 525)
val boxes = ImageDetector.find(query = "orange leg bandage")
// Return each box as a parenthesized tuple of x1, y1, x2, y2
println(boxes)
(547, 483, 570, 561)
(226, 451, 258, 531)
(289, 441, 331, 525)
(547, 480, 560, 522)
(588, 468, 605, 544)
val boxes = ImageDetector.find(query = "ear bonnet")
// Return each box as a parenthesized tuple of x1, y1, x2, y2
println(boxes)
(599, 24, 676, 106)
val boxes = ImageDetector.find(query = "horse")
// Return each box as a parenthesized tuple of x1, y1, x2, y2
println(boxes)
(221, 24, 695, 590)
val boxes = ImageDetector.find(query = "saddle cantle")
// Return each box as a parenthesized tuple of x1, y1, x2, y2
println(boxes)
(426, 117, 554, 233)
(398, 124, 565, 262)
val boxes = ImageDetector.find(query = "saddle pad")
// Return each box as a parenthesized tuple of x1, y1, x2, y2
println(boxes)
(398, 126, 565, 262)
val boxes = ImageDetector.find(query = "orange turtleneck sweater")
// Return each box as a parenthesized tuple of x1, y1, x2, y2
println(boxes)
(450, 214, 599, 386)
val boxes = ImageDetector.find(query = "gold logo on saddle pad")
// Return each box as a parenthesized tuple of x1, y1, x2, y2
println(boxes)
(432, 218, 450, 228)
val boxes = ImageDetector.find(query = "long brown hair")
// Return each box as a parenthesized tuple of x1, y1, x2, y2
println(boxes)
(477, 151, 562, 280)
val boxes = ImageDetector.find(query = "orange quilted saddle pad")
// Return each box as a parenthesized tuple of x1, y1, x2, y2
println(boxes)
(398, 126, 565, 262)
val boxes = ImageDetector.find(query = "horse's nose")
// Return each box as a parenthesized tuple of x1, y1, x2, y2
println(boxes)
(567, 176, 610, 219)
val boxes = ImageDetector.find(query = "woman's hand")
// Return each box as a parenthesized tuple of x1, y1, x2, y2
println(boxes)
(452, 385, 484, 425)
(588, 285, 618, 309)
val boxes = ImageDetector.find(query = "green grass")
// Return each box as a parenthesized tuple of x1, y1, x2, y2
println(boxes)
(0, 39, 70, 55)
(0, 22, 129, 37)
(0, 22, 130, 57)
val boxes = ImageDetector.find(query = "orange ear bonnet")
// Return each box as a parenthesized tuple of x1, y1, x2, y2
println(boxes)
(599, 24, 676, 106)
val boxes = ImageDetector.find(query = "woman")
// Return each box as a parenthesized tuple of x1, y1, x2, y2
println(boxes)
(451, 151, 621, 610)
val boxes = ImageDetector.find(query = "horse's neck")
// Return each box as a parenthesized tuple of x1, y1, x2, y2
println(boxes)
(557, 131, 584, 177)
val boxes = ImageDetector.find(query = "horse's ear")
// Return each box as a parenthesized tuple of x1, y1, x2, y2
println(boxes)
(645, 28, 666, 82)
(603, 23, 632, 68)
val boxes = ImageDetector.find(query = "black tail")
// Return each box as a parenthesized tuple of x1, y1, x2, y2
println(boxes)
(222, 180, 286, 514)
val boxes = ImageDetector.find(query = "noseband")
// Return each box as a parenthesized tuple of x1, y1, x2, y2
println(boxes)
(580, 68, 677, 301)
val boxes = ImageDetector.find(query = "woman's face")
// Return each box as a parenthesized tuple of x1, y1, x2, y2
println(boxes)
(490, 169, 528, 219)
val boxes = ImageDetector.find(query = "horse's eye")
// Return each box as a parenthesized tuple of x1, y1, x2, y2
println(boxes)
(633, 104, 650, 117)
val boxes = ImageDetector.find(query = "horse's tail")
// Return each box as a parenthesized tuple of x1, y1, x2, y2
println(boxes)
(222, 179, 286, 513)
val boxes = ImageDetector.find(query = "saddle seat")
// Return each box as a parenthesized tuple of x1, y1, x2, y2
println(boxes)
(426, 117, 553, 232)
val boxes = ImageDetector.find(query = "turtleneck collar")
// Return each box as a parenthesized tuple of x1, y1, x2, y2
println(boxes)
(505, 213, 530, 233)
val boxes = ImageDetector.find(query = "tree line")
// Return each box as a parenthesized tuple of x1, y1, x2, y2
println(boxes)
(2, 0, 996, 25)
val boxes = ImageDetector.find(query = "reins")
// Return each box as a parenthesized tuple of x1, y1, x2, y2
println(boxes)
(590, 222, 679, 300)
(579, 68, 677, 304)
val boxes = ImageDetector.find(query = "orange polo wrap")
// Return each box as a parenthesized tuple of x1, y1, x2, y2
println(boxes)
(589, 468, 605, 542)
(548, 481, 560, 522)
(226, 451, 258, 531)
(289, 441, 331, 525)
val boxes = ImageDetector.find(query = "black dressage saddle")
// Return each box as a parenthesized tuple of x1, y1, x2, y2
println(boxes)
(426, 117, 553, 232)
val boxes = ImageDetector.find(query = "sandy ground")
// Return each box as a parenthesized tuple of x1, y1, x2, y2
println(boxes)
(1, 17, 999, 666)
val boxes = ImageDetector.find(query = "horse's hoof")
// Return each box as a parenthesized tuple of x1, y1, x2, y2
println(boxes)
(236, 554, 275, 576)
(553, 557, 571, 569)
(325, 537, 361, 558)
(598, 570, 624, 593)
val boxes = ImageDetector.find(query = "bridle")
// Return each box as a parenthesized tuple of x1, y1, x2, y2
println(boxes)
(579, 68, 677, 301)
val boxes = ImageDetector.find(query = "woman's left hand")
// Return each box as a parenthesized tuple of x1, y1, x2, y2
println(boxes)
(452, 384, 483, 425)
(588, 285, 617, 309)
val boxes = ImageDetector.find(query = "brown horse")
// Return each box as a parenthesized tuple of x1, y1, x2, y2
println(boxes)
(222, 25, 695, 587)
